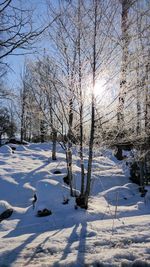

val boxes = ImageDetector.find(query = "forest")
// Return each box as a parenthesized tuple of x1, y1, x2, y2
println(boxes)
(0, 1, 150, 266)
(1, 0, 149, 205)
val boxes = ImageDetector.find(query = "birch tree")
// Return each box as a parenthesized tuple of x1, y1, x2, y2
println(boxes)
(117, 0, 131, 137)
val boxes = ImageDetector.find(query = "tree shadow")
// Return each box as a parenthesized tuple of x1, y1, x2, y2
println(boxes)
(24, 235, 50, 265)
(3, 203, 95, 266)
(53, 221, 87, 266)
(60, 223, 80, 261)
(3, 206, 51, 238)
(76, 221, 87, 266)
(22, 161, 51, 180)
(24, 228, 67, 266)
(0, 233, 37, 267)
(0, 160, 51, 208)
(1, 209, 65, 266)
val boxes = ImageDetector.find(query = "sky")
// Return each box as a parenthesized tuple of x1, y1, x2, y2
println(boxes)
(6, 0, 49, 90)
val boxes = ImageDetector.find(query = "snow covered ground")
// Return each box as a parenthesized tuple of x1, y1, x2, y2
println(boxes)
(0, 143, 150, 267)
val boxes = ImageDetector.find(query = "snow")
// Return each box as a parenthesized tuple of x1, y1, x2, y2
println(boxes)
(0, 142, 150, 266)
(35, 179, 71, 213)
(15, 145, 29, 151)
(0, 200, 12, 214)
(0, 145, 12, 154)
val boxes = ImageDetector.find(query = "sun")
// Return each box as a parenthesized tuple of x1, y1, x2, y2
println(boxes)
(94, 79, 106, 98)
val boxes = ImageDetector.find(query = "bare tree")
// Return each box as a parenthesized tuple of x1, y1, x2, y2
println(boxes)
(117, 0, 131, 136)
(20, 66, 29, 143)
(144, 50, 150, 135)
(0, 0, 59, 99)
(77, 0, 85, 196)
(0, 0, 58, 63)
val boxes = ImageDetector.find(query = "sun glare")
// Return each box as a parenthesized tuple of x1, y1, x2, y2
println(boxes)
(94, 79, 106, 98)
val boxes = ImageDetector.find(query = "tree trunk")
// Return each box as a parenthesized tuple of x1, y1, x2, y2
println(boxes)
(20, 103, 25, 143)
(66, 143, 73, 196)
(136, 60, 141, 135)
(66, 86, 74, 195)
(145, 53, 150, 134)
(84, 0, 97, 208)
(80, 103, 85, 195)
(28, 118, 32, 142)
(117, 0, 130, 136)
(20, 80, 26, 143)
(40, 120, 45, 143)
(49, 90, 57, 160)
(139, 160, 145, 196)
(78, 0, 85, 196)
(84, 100, 95, 207)
(52, 129, 57, 160)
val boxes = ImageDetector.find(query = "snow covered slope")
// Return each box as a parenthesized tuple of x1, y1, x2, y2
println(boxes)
(0, 143, 150, 266)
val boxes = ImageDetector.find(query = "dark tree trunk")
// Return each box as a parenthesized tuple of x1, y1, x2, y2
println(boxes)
(145, 53, 150, 134)
(139, 160, 145, 196)
(115, 146, 123, 160)
(52, 129, 57, 160)
(67, 93, 74, 196)
(136, 61, 141, 136)
(40, 120, 45, 143)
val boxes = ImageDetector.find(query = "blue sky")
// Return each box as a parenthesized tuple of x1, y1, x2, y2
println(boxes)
(6, 0, 49, 89)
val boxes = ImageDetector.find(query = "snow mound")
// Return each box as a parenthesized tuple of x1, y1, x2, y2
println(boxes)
(0, 145, 12, 154)
(145, 190, 150, 204)
(0, 200, 12, 214)
(35, 179, 70, 213)
(124, 182, 138, 191)
(101, 184, 135, 204)
(16, 145, 29, 151)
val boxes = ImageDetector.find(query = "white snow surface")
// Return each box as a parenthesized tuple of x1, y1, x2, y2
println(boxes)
(0, 142, 150, 267)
